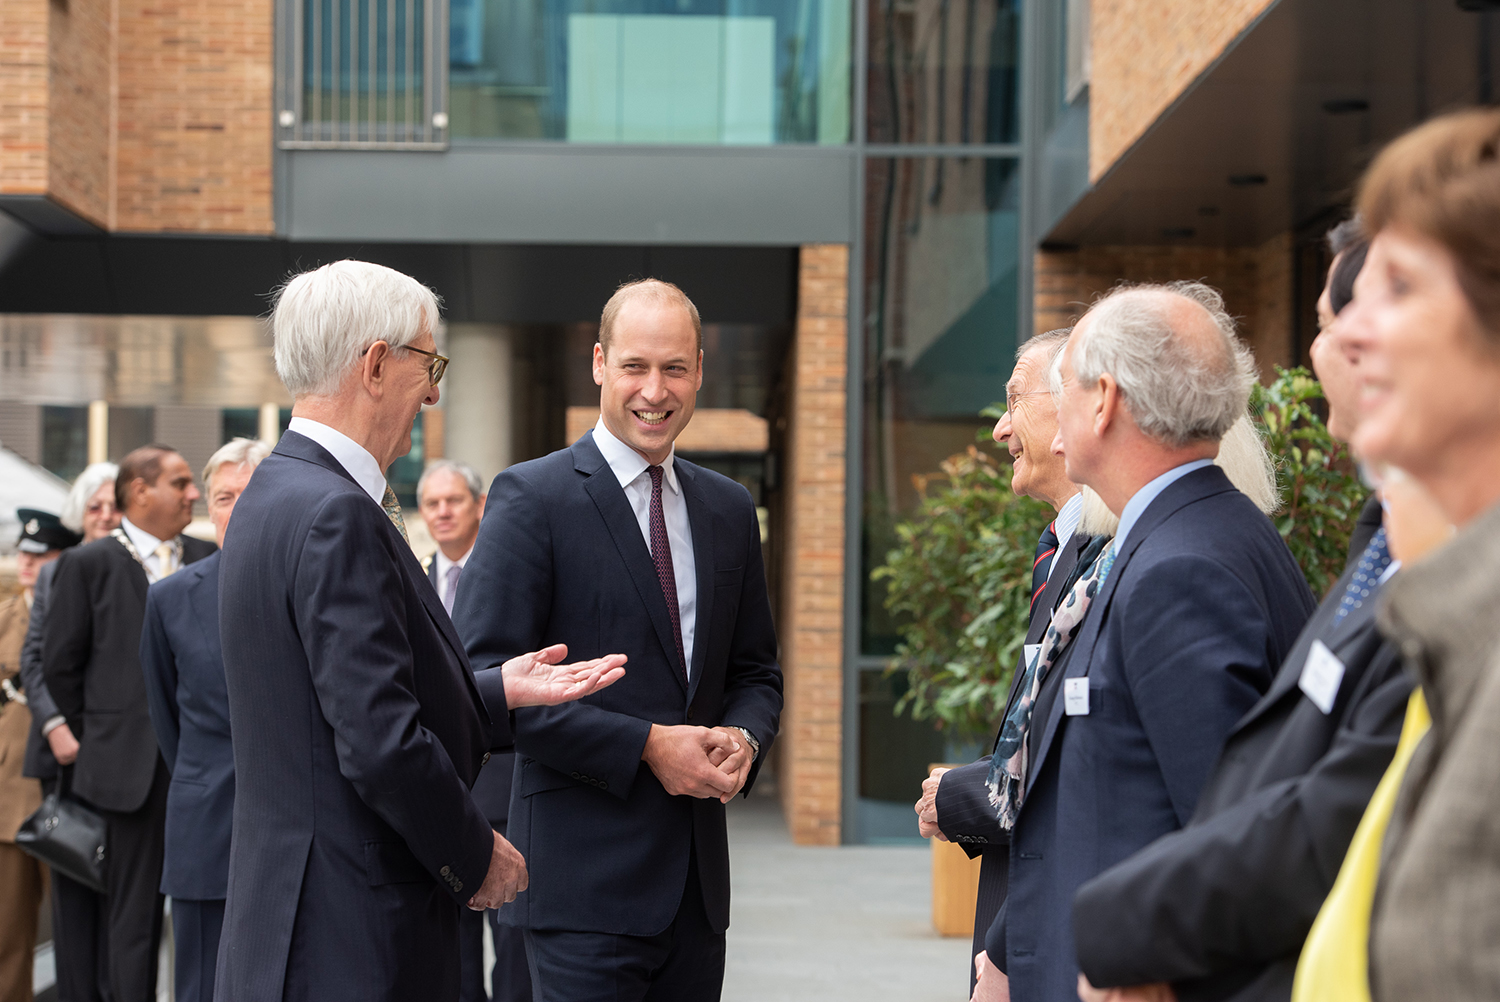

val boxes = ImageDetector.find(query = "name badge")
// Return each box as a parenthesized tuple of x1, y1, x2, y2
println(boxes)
(1299, 639, 1346, 715)
(1063, 677, 1090, 716)
(1024, 643, 1043, 672)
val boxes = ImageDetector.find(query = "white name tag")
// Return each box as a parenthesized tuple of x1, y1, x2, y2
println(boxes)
(1064, 677, 1090, 716)
(1024, 643, 1043, 672)
(1299, 639, 1346, 715)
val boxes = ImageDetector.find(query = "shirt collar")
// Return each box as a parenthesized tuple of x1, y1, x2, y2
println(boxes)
(1114, 458, 1216, 553)
(288, 416, 389, 506)
(120, 517, 166, 557)
(592, 418, 680, 495)
(434, 544, 474, 577)
(1053, 492, 1084, 554)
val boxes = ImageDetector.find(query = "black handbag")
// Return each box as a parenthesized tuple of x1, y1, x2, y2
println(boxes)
(15, 768, 107, 893)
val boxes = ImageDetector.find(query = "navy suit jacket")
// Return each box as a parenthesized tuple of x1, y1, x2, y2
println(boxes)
(140, 550, 235, 900)
(453, 432, 783, 938)
(987, 465, 1316, 1002)
(425, 554, 513, 829)
(216, 432, 512, 1002)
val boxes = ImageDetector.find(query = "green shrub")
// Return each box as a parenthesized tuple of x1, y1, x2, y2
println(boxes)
(874, 368, 1367, 741)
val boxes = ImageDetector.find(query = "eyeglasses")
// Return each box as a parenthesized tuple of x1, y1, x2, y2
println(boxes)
(1004, 388, 1050, 412)
(362, 343, 450, 386)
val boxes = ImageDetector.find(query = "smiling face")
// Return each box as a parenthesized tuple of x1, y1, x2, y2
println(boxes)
(1310, 255, 1363, 443)
(127, 452, 200, 540)
(993, 344, 1072, 508)
(1337, 226, 1500, 522)
(82, 480, 120, 542)
(592, 298, 703, 465)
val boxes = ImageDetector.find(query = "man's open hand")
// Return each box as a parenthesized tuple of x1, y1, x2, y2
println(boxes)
(642, 725, 739, 799)
(501, 644, 626, 708)
(467, 829, 527, 911)
(916, 766, 949, 840)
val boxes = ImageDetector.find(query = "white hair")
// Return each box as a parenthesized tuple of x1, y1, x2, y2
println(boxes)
(271, 260, 441, 397)
(1071, 281, 1258, 447)
(417, 459, 484, 504)
(60, 462, 119, 532)
(203, 437, 272, 489)
(1076, 412, 1280, 536)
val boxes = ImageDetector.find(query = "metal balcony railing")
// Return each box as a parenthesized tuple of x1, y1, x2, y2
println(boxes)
(277, 0, 449, 149)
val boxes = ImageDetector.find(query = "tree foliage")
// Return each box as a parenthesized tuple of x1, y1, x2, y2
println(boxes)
(874, 369, 1368, 741)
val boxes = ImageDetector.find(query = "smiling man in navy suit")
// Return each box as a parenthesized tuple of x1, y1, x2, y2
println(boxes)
(141, 436, 270, 1002)
(454, 279, 783, 1002)
(972, 282, 1316, 1002)
(215, 261, 626, 1002)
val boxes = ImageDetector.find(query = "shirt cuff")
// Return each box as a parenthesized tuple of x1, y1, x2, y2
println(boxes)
(41, 714, 65, 736)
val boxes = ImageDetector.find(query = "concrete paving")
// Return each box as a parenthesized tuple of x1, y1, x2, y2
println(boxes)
(723, 794, 973, 1002)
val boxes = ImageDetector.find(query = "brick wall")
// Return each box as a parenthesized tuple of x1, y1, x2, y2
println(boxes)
(114, 0, 274, 232)
(1034, 232, 1294, 377)
(1090, 0, 1275, 181)
(0, 0, 50, 195)
(46, 0, 112, 224)
(777, 244, 848, 846)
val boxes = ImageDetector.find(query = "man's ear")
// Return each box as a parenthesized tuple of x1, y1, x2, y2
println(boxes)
(1093, 373, 1119, 438)
(592, 343, 606, 387)
(361, 341, 391, 397)
(695, 350, 704, 390)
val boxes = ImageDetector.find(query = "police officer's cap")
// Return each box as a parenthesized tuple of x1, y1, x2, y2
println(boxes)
(16, 509, 83, 554)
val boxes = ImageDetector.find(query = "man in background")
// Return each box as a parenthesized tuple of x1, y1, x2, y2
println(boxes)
(419, 458, 532, 1002)
(914, 327, 1091, 990)
(45, 446, 217, 1002)
(975, 283, 1316, 1002)
(141, 438, 270, 1002)
(1, 509, 81, 1002)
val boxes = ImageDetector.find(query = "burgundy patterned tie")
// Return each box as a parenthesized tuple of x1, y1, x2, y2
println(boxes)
(647, 465, 687, 681)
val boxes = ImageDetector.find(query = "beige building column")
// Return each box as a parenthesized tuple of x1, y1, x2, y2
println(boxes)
(778, 245, 849, 846)
(445, 324, 515, 483)
(87, 400, 108, 464)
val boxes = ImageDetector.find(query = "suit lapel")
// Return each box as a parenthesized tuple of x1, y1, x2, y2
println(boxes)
(680, 461, 713, 704)
(1024, 467, 1236, 797)
(576, 435, 689, 695)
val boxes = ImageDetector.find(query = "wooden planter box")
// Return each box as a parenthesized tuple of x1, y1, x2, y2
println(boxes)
(929, 763, 983, 937)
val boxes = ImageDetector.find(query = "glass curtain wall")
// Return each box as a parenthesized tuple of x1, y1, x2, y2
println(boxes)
(855, 0, 1022, 840)
(450, 0, 852, 142)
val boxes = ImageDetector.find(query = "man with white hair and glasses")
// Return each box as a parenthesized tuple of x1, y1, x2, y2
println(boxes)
(972, 282, 1316, 1002)
(215, 260, 626, 1002)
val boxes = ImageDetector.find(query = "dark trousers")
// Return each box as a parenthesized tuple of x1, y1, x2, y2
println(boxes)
(171, 898, 224, 1002)
(524, 853, 725, 1002)
(97, 759, 169, 1002)
(459, 905, 535, 1002)
(45, 775, 112, 1002)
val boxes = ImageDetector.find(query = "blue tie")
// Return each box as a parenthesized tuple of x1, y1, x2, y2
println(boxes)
(1030, 521, 1060, 619)
(1333, 527, 1391, 627)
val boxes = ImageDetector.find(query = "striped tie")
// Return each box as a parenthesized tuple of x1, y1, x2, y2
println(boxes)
(381, 486, 409, 543)
(1030, 521, 1061, 618)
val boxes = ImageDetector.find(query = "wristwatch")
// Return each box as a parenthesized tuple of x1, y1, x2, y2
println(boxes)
(729, 726, 760, 759)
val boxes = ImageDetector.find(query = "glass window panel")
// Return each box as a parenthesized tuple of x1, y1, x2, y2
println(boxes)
(449, 0, 851, 143)
(866, 0, 1019, 144)
(861, 156, 1020, 655)
(41, 406, 88, 484)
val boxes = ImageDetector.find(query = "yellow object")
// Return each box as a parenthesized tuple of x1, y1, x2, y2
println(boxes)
(1291, 688, 1431, 1002)
(932, 836, 983, 937)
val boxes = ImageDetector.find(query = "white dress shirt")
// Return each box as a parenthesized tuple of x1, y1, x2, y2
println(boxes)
(434, 544, 474, 611)
(288, 416, 389, 507)
(592, 418, 697, 677)
(1053, 492, 1085, 556)
(1113, 458, 1216, 553)
(120, 517, 177, 584)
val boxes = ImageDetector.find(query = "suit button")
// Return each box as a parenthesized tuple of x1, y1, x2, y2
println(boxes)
(599, 781, 608, 791)
(454, 881, 463, 893)
(481, 753, 491, 766)
(570, 772, 581, 780)
(686, 709, 695, 721)
(440, 866, 451, 876)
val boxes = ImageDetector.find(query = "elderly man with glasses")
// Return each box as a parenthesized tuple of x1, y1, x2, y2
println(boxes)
(214, 260, 626, 1002)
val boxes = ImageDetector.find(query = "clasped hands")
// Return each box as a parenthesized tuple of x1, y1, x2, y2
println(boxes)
(643, 723, 753, 805)
(916, 766, 950, 840)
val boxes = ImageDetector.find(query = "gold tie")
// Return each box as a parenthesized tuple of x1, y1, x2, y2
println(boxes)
(153, 541, 179, 579)
(381, 486, 409, 543)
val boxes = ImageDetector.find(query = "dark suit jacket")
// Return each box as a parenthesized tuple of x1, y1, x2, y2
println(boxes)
(21, 558, 61, 780)
(425, 554, 513, 829)
(453, 432, 783, 938)
(140, 551, 236, 900)
(215, 432, 512, 1002)
(987, 466, 1316, 1002)
(1072, 534, 1409, 1002)
(42, 530, 217, 813)
(934, 527, 1094, 967)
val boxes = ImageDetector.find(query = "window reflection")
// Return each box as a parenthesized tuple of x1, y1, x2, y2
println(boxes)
(866, 0, 1019, 144)
(862, 156, 1020, 654)
(449, 0, 852, 143)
